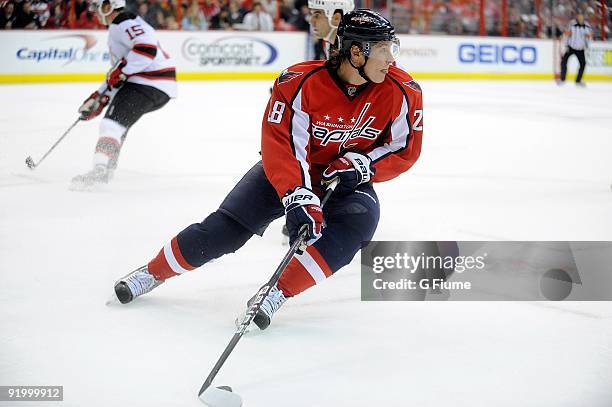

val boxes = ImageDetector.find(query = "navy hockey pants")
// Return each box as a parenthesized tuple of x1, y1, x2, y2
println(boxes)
(148, 161, 380, 296)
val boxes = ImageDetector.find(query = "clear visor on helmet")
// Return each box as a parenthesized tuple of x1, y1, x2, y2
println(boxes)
(364, 38, 401, 62)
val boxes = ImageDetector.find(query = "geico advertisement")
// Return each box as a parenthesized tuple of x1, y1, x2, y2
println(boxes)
(0, 31, 110, 73)
(398, 35, 552, 73)
(0, 31, 307, 74)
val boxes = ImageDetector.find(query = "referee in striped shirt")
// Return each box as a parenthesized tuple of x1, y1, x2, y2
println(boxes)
(559, 12, 592, 86)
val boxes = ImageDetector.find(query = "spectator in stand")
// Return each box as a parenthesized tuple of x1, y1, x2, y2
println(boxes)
(159, 0, 175, 15)
(428, 1, 450, 34)
(165, 13, 179, 29)
(242, 1, 273, 31)
(14, 1, 40, 28)
(202, 0, 221, 25)
(74, 8, 103, 28)
(154, 8, 166, 28)
(291, 4, 309, 30)
(143, 0, 166, 28)
(30, 0, 49, 27)
(260, 0, 276, 20)
(182, 0, 207, 30)
(210, 0, 229, 28)
(278, 0, 295, 24)
(546, 16, 565, 39)
(226, 0, 246, 26)
(74, 0, 88, 20)
(0, 2, 18, 28)
(137, 1, 148, 20)
(47, 0, 66, 28)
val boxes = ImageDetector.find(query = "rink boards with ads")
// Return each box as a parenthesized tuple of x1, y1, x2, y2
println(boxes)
(0, 30, 611, 83)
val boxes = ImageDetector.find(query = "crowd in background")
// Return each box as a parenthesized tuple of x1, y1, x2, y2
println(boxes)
(389, 0, 610, 39)
(0, 0, 310, 30)
(0, 0, 610, 39)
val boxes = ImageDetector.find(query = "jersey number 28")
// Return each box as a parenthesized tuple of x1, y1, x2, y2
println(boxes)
(267, 101, 286, 124)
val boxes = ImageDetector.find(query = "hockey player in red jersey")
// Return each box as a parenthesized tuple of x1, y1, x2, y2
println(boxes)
(71, 0, 176, 190)
(113, 9, 423, 330)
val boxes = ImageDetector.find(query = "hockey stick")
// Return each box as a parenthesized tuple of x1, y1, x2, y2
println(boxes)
(25, 117, 82, 170)
(25, 88, 111, 170)
(198, 178, 340, 407)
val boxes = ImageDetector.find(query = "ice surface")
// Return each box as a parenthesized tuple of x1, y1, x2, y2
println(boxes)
(1, 80, 612, 407)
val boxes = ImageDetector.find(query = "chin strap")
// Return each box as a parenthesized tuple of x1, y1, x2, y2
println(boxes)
(348, 55, 372, 83)
(324, 28, 337, 45)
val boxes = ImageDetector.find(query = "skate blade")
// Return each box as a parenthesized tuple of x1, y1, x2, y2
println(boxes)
(69, 181, 96, 192)
(198, 386, 242, 407)
(105, 290, 120, 306)
(234, 311, 254, 334)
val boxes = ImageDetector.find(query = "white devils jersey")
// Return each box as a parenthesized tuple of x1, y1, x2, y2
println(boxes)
(103, 12, 177, 98)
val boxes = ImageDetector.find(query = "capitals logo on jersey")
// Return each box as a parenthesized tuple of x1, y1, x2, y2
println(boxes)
(277, 69, 304, 85)
(403, 80, 421, 92)
(311, 103, 382, 153)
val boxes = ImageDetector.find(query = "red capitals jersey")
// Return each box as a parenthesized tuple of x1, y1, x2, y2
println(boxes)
(261, 60, 423, 198)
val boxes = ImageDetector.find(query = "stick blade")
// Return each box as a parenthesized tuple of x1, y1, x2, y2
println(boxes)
(25, 156, 35, 170)
(198, 386, 242, 407)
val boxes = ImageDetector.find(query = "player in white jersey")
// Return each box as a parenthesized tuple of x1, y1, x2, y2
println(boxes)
(72, 0, 177, 189)
(308, 0, 354, 59)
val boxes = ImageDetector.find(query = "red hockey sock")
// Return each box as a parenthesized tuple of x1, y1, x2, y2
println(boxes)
(147, 236, 196, 281)
(278, 245, 333, 297)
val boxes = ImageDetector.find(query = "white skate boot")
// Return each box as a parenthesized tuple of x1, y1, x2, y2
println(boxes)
(114, 265, 164, 304)
(70, 164, 112, 190)
(236, 285, 288, 331)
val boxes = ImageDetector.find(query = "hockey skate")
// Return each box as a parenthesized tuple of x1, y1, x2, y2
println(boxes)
(236, 285, 287, 331)
(114, 265, 164, 304)
(70, 165, 112, 190)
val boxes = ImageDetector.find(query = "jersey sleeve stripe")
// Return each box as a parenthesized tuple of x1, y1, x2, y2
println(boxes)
(368, 95, 410, 162)
(133, 43, 158, 59)
(290, 89, 312, 189)
(132, 67, 176, 80)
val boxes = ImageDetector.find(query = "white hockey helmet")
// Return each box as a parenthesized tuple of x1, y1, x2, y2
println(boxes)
(308, 0, 355, 26)
(92, 0, 126, 25)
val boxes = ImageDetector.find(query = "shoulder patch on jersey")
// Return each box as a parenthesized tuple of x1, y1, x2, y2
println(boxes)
(112, 12, 137, 25)
(277, 70, 304, 85)
(403, 80, 422, 92)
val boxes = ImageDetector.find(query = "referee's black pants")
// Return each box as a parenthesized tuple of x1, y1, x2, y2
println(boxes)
(560, 46, 586, 83)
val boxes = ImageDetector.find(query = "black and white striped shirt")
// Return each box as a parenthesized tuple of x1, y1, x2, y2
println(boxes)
(566, 20, 592, 50)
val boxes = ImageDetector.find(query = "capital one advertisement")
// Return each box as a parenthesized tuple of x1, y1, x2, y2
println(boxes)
(0, 31, 110, 73)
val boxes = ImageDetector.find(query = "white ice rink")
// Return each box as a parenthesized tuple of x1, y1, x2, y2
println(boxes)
(1, 80, 612, 407)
